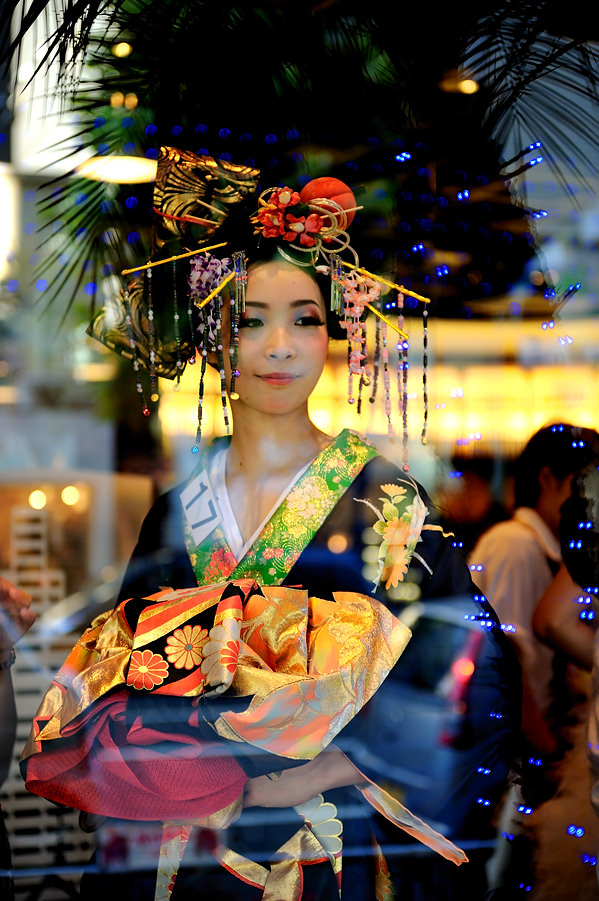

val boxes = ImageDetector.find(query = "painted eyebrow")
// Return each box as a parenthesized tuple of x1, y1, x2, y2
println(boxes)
(244, 299, 323, 310)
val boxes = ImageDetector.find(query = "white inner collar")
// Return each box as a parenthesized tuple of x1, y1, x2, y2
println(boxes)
(209, 444, 315, 561)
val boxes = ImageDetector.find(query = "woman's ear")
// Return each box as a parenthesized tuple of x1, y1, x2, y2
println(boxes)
(538, 464, 554, 493)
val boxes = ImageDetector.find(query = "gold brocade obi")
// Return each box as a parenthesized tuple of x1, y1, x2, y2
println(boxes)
(22, 579, 467, 900)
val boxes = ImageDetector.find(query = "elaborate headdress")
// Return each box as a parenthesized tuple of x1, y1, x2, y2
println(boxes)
(89, 147, 430, 468)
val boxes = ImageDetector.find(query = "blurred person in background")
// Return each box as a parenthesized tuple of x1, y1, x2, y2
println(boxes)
(520, 450, 599, 901)
(469, 423, 599, 897)
(470, 424, 599, 759)
(437, 454, 510, 558)
(1, 578, 36, 901)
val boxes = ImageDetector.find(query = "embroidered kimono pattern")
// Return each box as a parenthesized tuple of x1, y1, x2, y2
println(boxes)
(181, 429, 380, 586)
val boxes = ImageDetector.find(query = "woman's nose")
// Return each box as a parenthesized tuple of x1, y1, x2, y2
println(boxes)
(266, 327, 295, 359)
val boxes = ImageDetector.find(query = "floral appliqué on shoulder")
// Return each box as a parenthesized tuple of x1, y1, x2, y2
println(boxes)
(356, 479, 442, 590)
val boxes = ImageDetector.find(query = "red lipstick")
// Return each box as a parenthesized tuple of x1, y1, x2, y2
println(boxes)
(258, 372, 297, 385)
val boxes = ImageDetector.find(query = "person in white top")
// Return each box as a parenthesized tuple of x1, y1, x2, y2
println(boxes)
(470, 423, 599, 755)
(470, 424, 599, 897)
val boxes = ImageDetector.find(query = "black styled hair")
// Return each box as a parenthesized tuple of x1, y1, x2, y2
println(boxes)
(513, 424, 599, 509)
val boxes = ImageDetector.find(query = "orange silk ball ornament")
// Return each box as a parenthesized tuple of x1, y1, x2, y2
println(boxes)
(299, 177, 357, 228)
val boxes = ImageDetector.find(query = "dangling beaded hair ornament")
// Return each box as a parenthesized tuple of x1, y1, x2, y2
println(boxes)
(90, 150, 430, 464)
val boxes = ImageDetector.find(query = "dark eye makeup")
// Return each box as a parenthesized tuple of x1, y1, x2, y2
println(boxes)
(295, 315, 325, 327)
(238, 313, 325, 328)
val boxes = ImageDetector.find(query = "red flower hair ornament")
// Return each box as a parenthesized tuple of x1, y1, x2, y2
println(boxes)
(251, 178, 358, 263)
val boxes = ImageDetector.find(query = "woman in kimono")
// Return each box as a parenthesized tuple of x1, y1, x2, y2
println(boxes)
(22, 155, 519, 900)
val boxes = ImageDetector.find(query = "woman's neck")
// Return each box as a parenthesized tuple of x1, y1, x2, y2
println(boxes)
(223, 406, 332, 546)
(227, 405, 331, 480)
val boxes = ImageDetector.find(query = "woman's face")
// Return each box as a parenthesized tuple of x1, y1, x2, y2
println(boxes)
(232, 260, 329, 417)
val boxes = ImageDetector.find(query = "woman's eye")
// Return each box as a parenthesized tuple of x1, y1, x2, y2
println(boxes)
(238, 317, 263, 329)
(295, 315, 325, 327)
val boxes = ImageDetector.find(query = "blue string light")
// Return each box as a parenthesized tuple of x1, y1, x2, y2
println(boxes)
(395, 152, 411, 162)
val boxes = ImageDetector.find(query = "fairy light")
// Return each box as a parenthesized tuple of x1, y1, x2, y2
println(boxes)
(28, 490, 47, 510)
(112, 42, 133, 58)
(61, 485, 80, 506)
